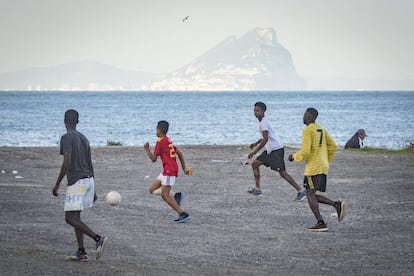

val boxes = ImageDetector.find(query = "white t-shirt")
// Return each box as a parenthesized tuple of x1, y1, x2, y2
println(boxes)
(259, 117, 283, 153)
(359, 137, 364, 147)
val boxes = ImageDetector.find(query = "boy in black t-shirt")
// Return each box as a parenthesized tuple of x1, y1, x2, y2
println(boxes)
(52, 109, 107, 261)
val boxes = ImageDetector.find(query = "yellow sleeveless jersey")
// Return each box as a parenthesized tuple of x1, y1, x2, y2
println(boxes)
(292, 123, 336, 176)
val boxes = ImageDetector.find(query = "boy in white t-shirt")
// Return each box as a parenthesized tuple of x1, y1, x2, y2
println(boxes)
(248, 102, 306, 200)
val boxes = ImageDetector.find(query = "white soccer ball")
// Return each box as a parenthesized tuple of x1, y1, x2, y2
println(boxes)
(105, 191, 122, 206)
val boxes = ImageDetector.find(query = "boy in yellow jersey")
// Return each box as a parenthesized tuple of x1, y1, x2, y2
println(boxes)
(289, 108, 345, 232)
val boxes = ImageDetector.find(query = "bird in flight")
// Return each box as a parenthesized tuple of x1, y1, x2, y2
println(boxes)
(182, 16, 189, 22)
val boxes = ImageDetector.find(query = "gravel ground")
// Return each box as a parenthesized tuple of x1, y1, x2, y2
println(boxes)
(0, 146, 413, 275)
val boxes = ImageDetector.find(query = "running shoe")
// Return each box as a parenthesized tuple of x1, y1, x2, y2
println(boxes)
(248, 188, 262, 196)
(334, 201, 346, 222)
(307, 222, 328, 232)
(66, 250, 88, 262)
(174, 212, 191, 223)
(95, 236, 108, 260)
(174, 192, 183, 206)
(296, 190, 306, 201)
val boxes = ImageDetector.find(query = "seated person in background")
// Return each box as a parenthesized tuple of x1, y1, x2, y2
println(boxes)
(345, 129, 367, 149)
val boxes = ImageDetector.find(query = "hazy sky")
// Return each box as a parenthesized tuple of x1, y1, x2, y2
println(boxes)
(1, 0, 413, 80)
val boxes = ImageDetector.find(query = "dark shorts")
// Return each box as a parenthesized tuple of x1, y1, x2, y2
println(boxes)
(304, 174, 327, 192)
(256, 148, 286, 172)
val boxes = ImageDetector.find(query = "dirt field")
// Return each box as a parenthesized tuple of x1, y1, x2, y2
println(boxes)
(0, 146, 413, 275)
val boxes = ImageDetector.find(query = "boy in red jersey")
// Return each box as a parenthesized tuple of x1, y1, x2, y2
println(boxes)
(144, 120, 191, 223)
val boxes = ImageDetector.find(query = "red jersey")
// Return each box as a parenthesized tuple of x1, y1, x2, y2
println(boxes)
(154, 136, 179, 176)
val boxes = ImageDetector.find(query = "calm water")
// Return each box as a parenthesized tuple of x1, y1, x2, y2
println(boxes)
(0, 91, 413, 149)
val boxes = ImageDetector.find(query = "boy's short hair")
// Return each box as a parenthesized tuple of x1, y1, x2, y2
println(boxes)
(255, 102, 267, 112)
(64, 109, 79, 125)
(306, 107, 318, 119)
(157, 120, 169, 134)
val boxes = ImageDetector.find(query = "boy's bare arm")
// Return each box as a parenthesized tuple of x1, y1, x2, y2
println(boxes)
(248, 131, 269, 158)
(53, 152, 71, 196)
(176, 148, 186, 170)
(144, 142, 157, 162)
(250, 138, 262, 149)
(176, 148, 190, 174)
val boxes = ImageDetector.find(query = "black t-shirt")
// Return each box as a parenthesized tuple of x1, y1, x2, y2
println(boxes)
(60, 130, 94, 185)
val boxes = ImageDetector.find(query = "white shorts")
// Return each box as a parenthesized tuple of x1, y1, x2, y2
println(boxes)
(157, 173, 176, 186)
(64, 177, 95, 211)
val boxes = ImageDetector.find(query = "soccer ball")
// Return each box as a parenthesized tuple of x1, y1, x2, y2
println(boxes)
(152, 187, 162, 195)
(105, 191, 122, 206)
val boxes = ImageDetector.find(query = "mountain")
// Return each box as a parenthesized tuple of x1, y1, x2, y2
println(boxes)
(151, 27, 306, 91)
(1, 27, 413, 91)
(0, 27, 305, 91)
(0, 61, 163, 91)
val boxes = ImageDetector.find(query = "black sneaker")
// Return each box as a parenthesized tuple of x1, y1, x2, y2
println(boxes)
(307, 222, 328, 232)
(248, 188, 262, 196)
(95, 236, 108, 260)
(296, 190, 306, 201)
(174, 192, 183, 206)
(174, 212, 191, 223)
(334, 201, 346, 222)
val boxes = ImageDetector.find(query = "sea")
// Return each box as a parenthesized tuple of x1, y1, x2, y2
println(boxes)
(0, 91, 413, 149)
